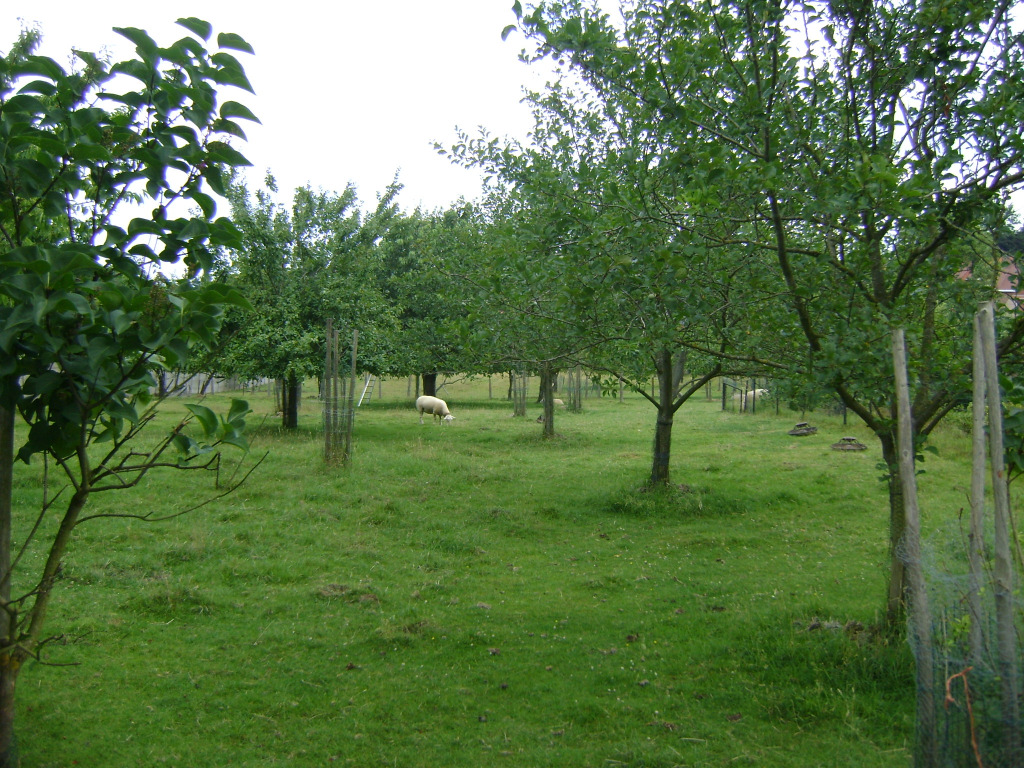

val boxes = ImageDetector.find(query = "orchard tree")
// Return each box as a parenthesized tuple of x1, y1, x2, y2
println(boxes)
(513, 0, 1024, 625)
(379, 204, 484, 397)
(219, 175, 401, 427)
(0, 21, 259, 766)
(447, 65, 758, 479)
(466, 196, 589, 434)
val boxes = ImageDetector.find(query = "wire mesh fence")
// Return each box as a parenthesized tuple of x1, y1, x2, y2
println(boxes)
(324, 321, 357, 465)
(898, 304, 1022, 768)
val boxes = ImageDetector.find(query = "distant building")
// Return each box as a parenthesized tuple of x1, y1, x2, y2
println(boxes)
(957, 255, 1023, 309)
(994, 257, 1023, 307)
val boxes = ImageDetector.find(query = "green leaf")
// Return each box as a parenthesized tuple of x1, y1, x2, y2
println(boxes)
(109, 58, 152, 84)
(11, 128, 67, 155)
(12, 55, 66, 80)
(220, 431, 249, 451)
(86, 336, 118, 369)
(219, 100, 260, 124)
(210, 52, 254, 92)
(14, 79, 57, 97)
(205, 140, 251, 167)
(176, 17, 213, 41)
(211, 118, 249, 140)
(172, 433, 198, 455)
(163, 35, 207, 67)
(106, 308, 135, 336)
(92, 424, 116, 444)
(217, 32, 255, 54)
(128, 243, 160, 261)
(3, 92, 47, 115)
(70, 141, 112, 163)
(227, 398, 252, 425)
(185, 403, 218, 437)
(113, 27, 159, 60)
(106, 400, 139, 424)
(66, 293, 93, 316)
(73, 49, 105, 72)
(203, 163, 227, 196)
(192, 191, 217, 220)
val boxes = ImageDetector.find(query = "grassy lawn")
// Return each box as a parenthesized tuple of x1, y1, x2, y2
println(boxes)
(12, 375, 963, 767)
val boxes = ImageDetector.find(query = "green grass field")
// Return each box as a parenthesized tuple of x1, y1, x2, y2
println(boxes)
(13, 375, 972, 767)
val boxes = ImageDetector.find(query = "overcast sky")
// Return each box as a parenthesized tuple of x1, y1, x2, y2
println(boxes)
(2, 1, 558, 214)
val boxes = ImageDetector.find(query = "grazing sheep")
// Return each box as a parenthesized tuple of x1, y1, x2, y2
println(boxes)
(536, 398, 566, 422)
(733, 388, 769, 409)
(416, 395, 454, 425)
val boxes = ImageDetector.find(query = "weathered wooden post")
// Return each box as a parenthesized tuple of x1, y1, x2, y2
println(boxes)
(342, 330, 358, 463)
(968, 312, 986, 666)
(892, 328, 936, 766)
(511, 367, 528, 417)
(324, 319, 335, 463)
(977, 302, 1021, 764)
(568, 365, 583, 412)
(324, 320, 345, 465)
(541, 360, 554, 437)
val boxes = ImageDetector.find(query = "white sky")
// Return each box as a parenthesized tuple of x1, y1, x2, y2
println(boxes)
(2, 1, 556, 214)
(8, 3, 1020, 225)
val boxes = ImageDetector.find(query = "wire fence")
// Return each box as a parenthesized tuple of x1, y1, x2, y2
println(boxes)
(899, 304, 1022, 768)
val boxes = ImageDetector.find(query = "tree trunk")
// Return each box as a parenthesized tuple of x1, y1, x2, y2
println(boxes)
(671, 352, 686, 399)
(0, 665, 17, 768)
(0, 405, 15, 768)
(536, 366, 559, 404)
(650, 350, 675, 485)
(879, 430, 908, 628)
(422, 373, 437, 398)
(540, 361, 555, 438)
(280, 378, 290, 428)
(282, 372, 300, 429)
(9, 485, 90, 768)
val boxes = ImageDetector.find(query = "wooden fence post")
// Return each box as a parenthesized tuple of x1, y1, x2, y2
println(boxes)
(977, 302, 1021, 763)
(892, 328, 936, 766)
(968, 312, 986, 665)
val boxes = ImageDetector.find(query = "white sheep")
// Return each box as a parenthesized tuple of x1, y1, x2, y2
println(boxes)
(732, 388, 769, 408)
(416, 395, 454, 425)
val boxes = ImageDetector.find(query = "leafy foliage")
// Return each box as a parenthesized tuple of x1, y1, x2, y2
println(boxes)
(1000, 372, 1024, 484)
(0, 21, 258, 463)
(507, 0, 1024, 622)
(215, 174, 403, 387)
(0, 20, 260, 766)
(378, 203, 487, 379)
